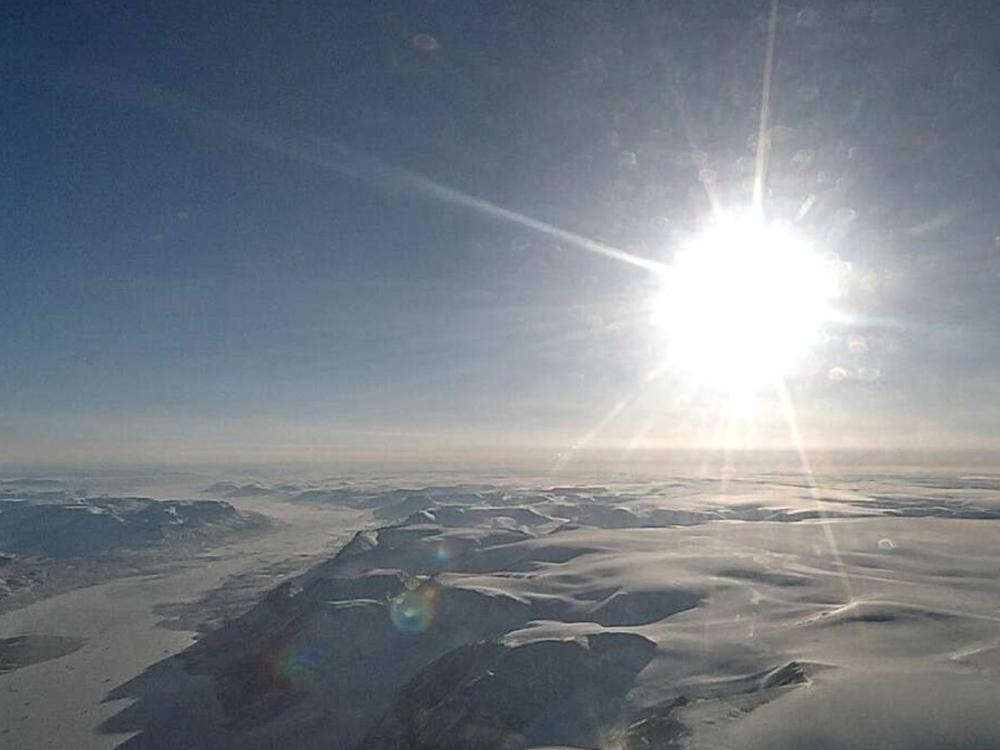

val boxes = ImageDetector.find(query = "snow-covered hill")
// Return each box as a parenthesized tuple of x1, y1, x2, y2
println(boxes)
(109, 476, 1000, 749)
(0, 495, 271, 558)
(0, 492, 275, 610)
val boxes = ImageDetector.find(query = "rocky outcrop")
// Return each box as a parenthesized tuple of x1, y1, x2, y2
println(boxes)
(0, 497, 271, 558)
(358, 632, 657, 750)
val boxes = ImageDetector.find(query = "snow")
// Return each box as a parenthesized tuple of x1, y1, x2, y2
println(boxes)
(3, 473, 1000, 749)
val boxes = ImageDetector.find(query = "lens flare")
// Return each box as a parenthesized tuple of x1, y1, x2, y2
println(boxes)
(274, 644, 322, 687)
(389, 584, 438, 634)
(434, 539, 457, 564)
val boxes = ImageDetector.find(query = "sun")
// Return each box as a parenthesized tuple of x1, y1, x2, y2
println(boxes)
(651, 215, 841, 393)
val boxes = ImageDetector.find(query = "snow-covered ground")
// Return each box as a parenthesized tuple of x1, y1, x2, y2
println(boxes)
(0, 474, 368, 749)
(2, 473, 1000, 749)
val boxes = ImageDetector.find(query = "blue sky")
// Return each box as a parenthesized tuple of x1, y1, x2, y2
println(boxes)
(4, 1, 1000, 467)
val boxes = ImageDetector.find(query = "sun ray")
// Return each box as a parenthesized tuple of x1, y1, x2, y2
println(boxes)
(62, 63, 663, 274)
(697, 397, 727, 480)
(752, 0, 780, 213)
(553, 365, 667, 473)
(619, 409, 662, 465)
(638, 0, 724, 219)
(774, 377, 855, 603)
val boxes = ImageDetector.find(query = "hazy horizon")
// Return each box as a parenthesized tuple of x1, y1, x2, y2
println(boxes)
(5, 447, 1000, 480)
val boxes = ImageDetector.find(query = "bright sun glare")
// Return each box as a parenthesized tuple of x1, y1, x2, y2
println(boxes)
(652, 215, 841, 393)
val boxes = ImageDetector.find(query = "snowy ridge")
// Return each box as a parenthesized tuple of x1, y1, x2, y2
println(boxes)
(105, 477, 1000, 749)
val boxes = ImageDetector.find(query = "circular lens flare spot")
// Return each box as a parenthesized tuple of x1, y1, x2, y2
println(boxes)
(271, 643, 322, 689)
(434, 540, 457, 564)
(389, 584, 438, 634)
